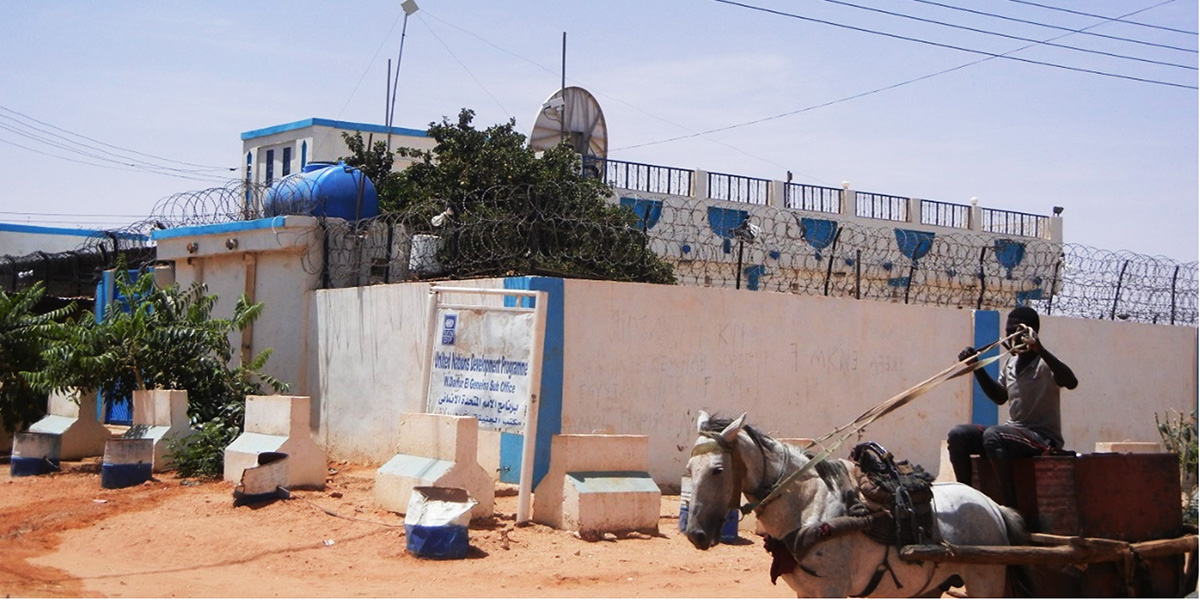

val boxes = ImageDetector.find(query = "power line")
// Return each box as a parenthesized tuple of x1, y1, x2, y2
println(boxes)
(619, 1, 1191, 151)
(998, 0, 1198, 36)
(0, 135, 226, 184)
(415, 15, 511, 118)
(809, 0, 1195, 70)
(902, 0, 1196, 53)
(0, 104, 235, 172)
(709, 0, 1197, 89)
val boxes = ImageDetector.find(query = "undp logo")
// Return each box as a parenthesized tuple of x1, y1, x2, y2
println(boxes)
(441, 314, 457, 345)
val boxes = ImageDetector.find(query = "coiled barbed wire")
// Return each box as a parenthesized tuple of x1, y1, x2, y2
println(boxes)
(2, 181, 1195, 327)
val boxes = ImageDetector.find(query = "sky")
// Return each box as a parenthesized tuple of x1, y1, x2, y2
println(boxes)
(1, 1, 1196, 263)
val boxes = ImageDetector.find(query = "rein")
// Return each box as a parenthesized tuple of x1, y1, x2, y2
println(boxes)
(745, 329, 1028, 515)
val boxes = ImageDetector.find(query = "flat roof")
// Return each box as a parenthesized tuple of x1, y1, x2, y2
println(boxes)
(241, 118, 428, 141)
(0, 222, 148, 241)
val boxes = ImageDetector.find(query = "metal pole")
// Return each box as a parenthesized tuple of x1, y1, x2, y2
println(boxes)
(736, 240, 744, 290)
(1170, 265, 1179, 325)
(388, 8, 414, 152)
(976, 247, 987, 310)
(855, 249, 862, 299)
(1110, 260, 1129, 320)
(559, 32, 566, 146)
(823, 226, 843, 296)
(1046, 256, 1061, 316)
(903, 261, 916, 304)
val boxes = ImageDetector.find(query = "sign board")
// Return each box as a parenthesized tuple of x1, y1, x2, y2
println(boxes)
(425, 303, 538, 434)
(420, 286, 547, 523)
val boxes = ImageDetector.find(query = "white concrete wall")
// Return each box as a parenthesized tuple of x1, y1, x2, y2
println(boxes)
(310, 278, 1196, 486)
(559, 279, 973, 482)
(156, 216, 323, 401)
(311, 279, 510, 465)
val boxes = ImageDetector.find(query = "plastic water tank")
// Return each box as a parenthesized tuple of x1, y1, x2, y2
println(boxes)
(264, 161, 379, 221)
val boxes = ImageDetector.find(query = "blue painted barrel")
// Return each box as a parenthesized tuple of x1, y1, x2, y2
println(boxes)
(264, 161, 379, 221)
(10, 432, 61, 477)
(101, 438, 154, 489)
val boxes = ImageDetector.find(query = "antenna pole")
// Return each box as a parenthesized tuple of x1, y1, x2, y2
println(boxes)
(560, 31, 566, 145)
(385, 59, 392, 128)
(389, 2, 419, 152)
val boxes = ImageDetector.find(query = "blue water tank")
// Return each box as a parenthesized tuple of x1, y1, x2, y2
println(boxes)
(264, 161, 379, 221)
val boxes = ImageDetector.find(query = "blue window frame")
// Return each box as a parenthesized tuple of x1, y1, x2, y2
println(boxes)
(282, 146, 292, 177)
(265, 149, 275, 184)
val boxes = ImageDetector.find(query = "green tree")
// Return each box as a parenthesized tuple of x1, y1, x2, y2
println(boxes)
(367, 108, 675, 283)
(340, 131, 401, 211)
(0, 283, 73, 432)
(27, 268, 286, 476)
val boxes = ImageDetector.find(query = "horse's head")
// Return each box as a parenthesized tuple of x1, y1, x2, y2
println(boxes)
(683, 410, 747, 550)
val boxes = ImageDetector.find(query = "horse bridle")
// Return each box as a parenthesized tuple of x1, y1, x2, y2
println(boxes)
(691, 433, 750, 516)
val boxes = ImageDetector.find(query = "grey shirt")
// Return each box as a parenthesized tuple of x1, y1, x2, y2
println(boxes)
(999, 355, 1063, 448)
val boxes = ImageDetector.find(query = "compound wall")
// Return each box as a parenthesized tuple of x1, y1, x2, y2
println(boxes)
(311, 277, 1197, 487)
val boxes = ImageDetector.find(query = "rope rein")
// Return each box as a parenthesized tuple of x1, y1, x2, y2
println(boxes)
(744, 329, 1029, 515)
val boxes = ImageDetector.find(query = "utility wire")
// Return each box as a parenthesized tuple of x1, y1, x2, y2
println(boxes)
(810, 0, 1195, 70)
(619, 1, 1189, 151)
(0, 104, 234, 172)
(418, 9, 815, 180)
(0, 136, 225, 184)
(415, 14, 511, 119)
(998, 0, 1198, 36)
(901, 0, 1196, 53)
(709, 0, 1196, 89)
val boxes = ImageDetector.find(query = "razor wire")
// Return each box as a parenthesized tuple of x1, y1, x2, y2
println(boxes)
(3, 181, 1196, 327)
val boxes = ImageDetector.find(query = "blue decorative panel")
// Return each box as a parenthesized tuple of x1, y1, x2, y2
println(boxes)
(894, 228, 935, 264)
(619, 197, 662, 230)
(800, 217, 838, 260)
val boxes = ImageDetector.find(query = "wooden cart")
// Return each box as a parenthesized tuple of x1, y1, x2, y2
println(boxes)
(903, 453, 1197, 596)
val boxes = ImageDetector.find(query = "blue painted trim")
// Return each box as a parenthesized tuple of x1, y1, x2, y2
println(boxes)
(0, 222, 148, 241)
(971, 310, 1001, 426)
(150, 216, 293, 240)
(241, 118, 428, 141)
(499, 277, 564, 488)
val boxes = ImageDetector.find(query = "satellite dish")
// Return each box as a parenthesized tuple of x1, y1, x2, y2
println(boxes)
(529, 86, 607, 177)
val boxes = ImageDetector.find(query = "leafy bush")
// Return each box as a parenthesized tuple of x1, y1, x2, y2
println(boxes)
(0, 282, 73, 432)
(167, 419, 241, 479)
(1156, 409, 1198, 526)
(29, 265, 287, 477)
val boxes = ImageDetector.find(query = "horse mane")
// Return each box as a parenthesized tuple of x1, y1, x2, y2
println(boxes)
(700, 414, 857, 502)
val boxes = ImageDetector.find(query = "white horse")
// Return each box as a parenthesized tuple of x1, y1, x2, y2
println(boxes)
(683, 411, 1030, 598)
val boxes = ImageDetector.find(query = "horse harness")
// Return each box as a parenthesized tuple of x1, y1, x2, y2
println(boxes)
(760, 441, 942, 596)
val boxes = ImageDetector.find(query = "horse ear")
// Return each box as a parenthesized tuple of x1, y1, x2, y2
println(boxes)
(696, 410, 711, 431)
(719, 412, 747, 443)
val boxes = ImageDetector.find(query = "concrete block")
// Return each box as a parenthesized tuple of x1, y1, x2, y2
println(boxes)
(224, 395, 326, 489)
(1094, 441, 1162, 454)
(375, 413, 494, 520)
(124, 389, 196, 471)
(533, 434, 661, 535)
(27, 389, 111, 460)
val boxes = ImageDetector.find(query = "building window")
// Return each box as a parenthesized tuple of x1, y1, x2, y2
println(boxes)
(301, 141, 308, 169)
(265, 149, 275, 185)
(282, 146, 293, 177)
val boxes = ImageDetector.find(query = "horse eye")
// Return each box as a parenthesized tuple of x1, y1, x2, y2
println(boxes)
(711, 466, 724, 476)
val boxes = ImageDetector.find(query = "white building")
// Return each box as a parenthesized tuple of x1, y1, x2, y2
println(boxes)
(240, 118, 435, 186)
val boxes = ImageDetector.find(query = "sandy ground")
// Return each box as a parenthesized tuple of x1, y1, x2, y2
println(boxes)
(0, 459, 793, 598)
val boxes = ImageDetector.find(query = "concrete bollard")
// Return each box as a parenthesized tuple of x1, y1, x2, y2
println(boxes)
(101, 438, 154, 489)
(375, 413, 494, 520)
(10, 432, 61, 477)
(533, 434, 661, 536)
(26, 389, 110, 460)
(224, 396, 326, 490)
(125, 389, 196, 472)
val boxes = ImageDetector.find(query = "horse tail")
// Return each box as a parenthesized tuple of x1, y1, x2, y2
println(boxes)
(998, 505, 1035, 597)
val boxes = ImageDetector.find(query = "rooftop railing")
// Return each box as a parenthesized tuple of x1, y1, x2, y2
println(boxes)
(604, 158, 1055, 241)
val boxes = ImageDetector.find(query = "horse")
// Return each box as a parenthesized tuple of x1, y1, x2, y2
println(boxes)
(683, 411, 1030, 598)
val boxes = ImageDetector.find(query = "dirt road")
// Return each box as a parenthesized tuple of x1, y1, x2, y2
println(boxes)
(0, 460, 790, 598)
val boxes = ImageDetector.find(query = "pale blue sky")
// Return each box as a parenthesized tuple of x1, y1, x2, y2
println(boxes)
(1, 1, 1195, 262)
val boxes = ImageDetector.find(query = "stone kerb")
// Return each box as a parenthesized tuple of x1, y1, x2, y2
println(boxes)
(125, 389, 196, 472)
(533, 434, 661, 535)
(224, 395, 327, 489)
(26, 389, 110, 460)
(375, 412, 494, 521)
